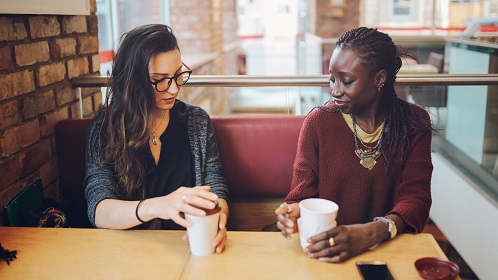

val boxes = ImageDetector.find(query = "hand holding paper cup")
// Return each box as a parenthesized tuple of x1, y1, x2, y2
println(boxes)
(185, 203, 221, 256)
(297, 198, 338, 249)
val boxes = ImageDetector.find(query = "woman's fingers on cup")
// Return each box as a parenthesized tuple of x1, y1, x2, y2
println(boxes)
(277, 214, 295, 230)
(212, 226, 227, 253)
(275, 202, 293, 215)
(180, 186, 218, 203)
(171, 212, 190, 228)
(218, 212, 227, 229)
(308, 228, 336, 244)
(181, 192, 218, 211)
(306, 230, 339, 254)
(182, 201, 209, 217)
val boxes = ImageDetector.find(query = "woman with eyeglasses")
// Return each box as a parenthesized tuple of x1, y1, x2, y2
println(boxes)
(84, 24, 228, 253)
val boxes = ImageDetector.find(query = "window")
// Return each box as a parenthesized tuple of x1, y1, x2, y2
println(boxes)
(390, 0, 416, 20)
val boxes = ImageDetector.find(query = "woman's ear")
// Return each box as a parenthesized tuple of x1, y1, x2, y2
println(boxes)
(375, 70, 387, 89)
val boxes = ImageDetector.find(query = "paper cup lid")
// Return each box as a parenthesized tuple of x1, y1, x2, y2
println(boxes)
(201, 202, 221, 216)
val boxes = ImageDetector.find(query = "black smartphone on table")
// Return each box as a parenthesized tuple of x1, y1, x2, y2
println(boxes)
(356, 261, 395, 280)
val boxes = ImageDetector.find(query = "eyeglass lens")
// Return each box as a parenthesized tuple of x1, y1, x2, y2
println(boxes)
(155, 72, 191, 92)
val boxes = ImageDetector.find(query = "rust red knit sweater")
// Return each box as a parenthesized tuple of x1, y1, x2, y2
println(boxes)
(284, 105, 433, 233)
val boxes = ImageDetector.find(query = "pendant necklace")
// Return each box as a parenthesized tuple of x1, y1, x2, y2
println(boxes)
(151, 111, 166, 146)
(351, 114, 382, 170)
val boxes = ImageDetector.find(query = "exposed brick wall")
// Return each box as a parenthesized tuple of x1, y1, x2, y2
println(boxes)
(0, 0, 100, 225)
(170, 0, 240, 115)
(314, 0, 360, 38)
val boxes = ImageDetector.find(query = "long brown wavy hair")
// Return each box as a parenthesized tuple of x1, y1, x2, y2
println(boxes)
(321, 27, 433, 177)
(98, 24, 180, 199)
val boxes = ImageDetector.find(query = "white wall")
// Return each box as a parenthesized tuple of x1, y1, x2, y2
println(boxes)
(431, 153, 498, 280)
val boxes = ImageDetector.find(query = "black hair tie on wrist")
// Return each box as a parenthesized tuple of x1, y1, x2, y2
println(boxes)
(136, 200, 146, 223)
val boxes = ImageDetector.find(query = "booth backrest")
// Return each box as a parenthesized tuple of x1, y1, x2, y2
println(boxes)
(212, 115, 304, 198)
(55, 115, 305, 230)
(55, 118, 92, 198)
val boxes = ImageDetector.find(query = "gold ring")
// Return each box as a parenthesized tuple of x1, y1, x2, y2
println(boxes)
(329, 237, 335, 247)
(280, 203, 292, 214)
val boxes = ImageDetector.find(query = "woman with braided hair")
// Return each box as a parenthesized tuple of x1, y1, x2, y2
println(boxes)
(275, 27, 433, 262)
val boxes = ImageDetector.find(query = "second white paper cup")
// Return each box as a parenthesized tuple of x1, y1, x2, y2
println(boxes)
(185, 206, 220, 256)
(298, 198, 339, 249)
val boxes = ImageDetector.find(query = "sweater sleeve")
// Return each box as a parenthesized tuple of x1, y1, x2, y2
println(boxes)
(189, 106, 228, 201)
(83, 115, 119, 227)
(284, 112, 320, 202)
(389, 108, 433, 233)
(204, 114, 229, 201)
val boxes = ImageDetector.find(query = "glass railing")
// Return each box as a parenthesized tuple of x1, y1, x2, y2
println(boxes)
(72, 74, 498, 202)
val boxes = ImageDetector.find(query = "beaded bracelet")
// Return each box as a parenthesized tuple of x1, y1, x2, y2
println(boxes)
(136, 200, 146, 223)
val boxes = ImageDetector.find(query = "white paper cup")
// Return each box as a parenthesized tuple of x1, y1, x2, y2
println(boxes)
(185, 204, 221, 256)
(298, 198, 339, 249)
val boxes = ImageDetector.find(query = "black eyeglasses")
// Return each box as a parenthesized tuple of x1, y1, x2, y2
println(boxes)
(150, 62, 192, 92)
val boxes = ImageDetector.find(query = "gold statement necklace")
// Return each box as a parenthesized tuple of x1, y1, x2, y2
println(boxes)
(351, 114, 382, 170)
(151, 111, 167, 146)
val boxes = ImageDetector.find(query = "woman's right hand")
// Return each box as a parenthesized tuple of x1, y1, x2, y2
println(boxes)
(141, 186, 219, 228)
(275, 202, 299, 240)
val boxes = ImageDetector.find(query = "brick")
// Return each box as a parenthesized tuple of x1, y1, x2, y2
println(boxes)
(93, 91, 103, 111)
(49, 38, 77, 58)
(14, 22, 28, 40)
(82, 95, 93, 117)
(70, 101, 82, 118)
(77, 35, 99, 54)
(0, 17, 27, 41)
(0, 100, 20, 130)
(19, 140, 51, 177)
(91, 53, 100, 73)
(90, 0, 97, 13)
(0, 157, 20, 190)
(55, 83, 78, 106)
(15, 41, 50, 67)
(36, 62, 66, 87)
(0, 70, 35, 101)
(39, 156, 58, 186)
(67, 57, 89, 79)
(82, 87, 99, 95)
(36, 90, 56, 114)
(29, 16, 60, 39)
(0, 120, 40, 157)
(88, 14, 98, 34)
(0, 46, 12, 70)
(62, 16, 87, 34)
(39, 107, 68, 136)
(21, 95, 38, 119)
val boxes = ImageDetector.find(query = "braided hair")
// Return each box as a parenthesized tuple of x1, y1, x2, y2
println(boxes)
(323, 27, 432, 177)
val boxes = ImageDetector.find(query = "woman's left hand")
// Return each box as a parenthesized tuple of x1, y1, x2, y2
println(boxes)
(304, 222, 383, 263)
(212, 210, 228, 253)
(184, 198, 228, 253)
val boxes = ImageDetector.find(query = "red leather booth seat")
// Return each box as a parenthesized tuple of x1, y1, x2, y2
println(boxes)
(55, 118, 93, 227)
(212, 115, 304, 198)
(55, 115, 305, 230)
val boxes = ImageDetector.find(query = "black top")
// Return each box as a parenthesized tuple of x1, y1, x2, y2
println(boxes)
(145, 105, 194, 230)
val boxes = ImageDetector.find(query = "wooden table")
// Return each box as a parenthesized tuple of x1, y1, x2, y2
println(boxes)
(0, 227, 450, 279)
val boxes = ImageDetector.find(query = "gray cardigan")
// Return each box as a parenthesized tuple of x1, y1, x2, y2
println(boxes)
(84, 100, 228, 228)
